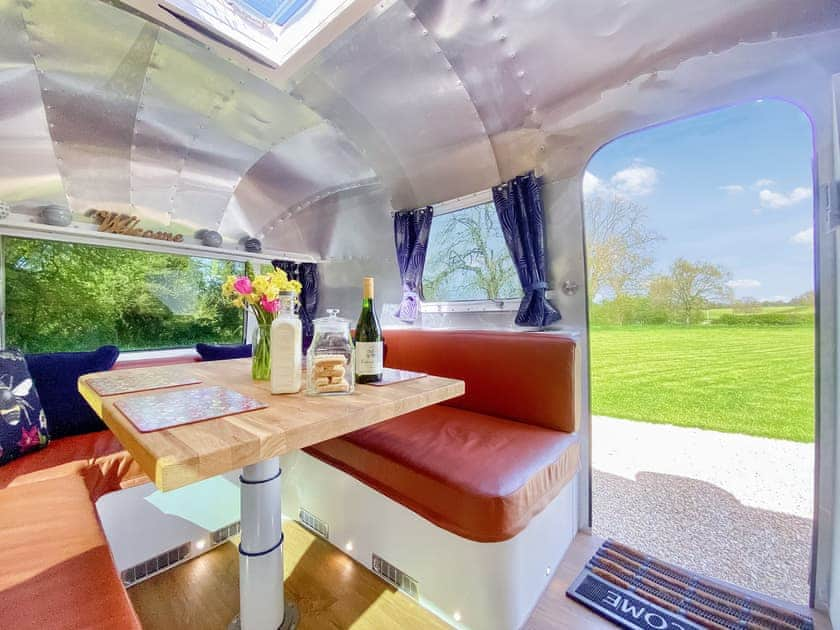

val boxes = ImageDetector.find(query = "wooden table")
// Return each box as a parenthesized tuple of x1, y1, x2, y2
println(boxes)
(79, 358, 464, 630)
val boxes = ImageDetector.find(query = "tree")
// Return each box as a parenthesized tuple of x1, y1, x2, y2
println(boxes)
(734, 297, 761, 314)
(652, 258, 732, 324)
(584, 193, 661, 300)
(423, 203, 519, 301)
(790, 290, 815, 307)
(4, 237, 244, 353)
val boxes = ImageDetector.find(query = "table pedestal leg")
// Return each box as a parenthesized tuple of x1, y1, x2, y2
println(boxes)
(229, 457, 299, 630)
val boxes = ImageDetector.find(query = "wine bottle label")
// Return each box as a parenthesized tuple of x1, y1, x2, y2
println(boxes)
(355, 342, 383, 376)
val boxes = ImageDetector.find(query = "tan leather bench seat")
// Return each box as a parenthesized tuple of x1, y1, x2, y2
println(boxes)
(306, 329, 581, 543)
(0, 430, 146, 502)
(306, 404, 580, 542)
(0, 473, 142, 629)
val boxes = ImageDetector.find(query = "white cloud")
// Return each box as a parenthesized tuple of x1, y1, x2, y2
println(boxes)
(610, 164, 659, 196)
(582, 171, 604, 197)
(752, 178, 775, 189)
(727, 278, 761, 289)
(759, 186, 812, 209)
(719, 184, 744, 194)
(790, 227, 813, 245)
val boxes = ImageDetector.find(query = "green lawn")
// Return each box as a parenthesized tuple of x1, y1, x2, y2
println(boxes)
(589, 325, 815, 442)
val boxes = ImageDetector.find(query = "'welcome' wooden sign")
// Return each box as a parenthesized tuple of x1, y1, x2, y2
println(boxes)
(88, 209, 184, 243)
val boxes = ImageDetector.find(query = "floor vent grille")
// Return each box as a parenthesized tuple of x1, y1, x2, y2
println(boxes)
(121, 521, 241, 588)
(372, 554, 420, 600)
(299, 508, 329, 540)
(121, 542, 190, 587)
(212, 521, 241, 543)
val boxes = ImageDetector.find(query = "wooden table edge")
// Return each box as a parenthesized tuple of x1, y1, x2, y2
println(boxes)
(78, 368, 465, 492)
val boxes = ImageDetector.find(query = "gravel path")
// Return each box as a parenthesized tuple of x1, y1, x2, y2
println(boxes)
(591, 416, 814, 604)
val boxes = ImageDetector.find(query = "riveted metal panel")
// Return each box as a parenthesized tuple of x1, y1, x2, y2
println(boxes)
(228, 121, 377, 242)
(291, 0, 499, 210)
(22, 0, 152, 214)
(130, 28, 324, 236)
(0, 0, 64, 208)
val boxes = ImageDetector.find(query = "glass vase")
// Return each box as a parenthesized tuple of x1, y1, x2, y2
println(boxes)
(252, 323, 272, 381)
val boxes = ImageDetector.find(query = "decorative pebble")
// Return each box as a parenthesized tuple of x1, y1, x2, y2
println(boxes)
(40, 204, 72, 226)
(244, 237, 262, 253)
(202, 230, 223, 247)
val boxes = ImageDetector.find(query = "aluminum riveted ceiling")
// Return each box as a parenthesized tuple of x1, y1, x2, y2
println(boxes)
(0, 0, 839, 258)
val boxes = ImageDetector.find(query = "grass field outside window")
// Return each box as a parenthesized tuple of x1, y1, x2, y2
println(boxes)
(589, 322, 814, 443)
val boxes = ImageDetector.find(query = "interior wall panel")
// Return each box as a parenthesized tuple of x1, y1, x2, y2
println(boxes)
(23, 0, 153, 214)
(291, 0, 499, 210)
(0, 0, 64, 208)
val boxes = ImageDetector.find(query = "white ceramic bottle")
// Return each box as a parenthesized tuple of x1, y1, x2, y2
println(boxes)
(270, 292, 302, 394)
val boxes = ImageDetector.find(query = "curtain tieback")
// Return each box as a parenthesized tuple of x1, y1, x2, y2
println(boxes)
(395, 287, 420, 323)
(526, 281, 548, 293)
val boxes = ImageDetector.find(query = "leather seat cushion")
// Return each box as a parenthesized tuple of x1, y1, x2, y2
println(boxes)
(382, 329, 577, 433)
(305, 404, 580, 542)
(0, 430, 147, 501)
(0, 474, 142, 629)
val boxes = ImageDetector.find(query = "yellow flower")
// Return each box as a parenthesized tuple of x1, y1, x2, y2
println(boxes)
(232, 296, 245, 308)
(252, 275, 270, 297)
(222, 275, 236, 297)
(269, 269, 289, 285)
(267, 269, 301, 295)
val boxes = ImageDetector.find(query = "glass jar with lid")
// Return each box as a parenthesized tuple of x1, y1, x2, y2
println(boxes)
(306, 309, 355, 395)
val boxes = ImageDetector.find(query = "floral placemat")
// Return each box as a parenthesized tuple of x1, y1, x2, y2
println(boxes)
(115, 386, 267, 433)
(87, 370, 201, 396)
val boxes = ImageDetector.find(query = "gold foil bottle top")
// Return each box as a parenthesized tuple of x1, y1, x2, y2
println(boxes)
(362, 277, 374, 300)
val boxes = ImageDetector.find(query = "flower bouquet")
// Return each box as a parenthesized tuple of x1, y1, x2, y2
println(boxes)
(222, 270, 302, 380)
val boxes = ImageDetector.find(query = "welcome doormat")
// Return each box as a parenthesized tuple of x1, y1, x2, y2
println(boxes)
(567, 540, 813, 630)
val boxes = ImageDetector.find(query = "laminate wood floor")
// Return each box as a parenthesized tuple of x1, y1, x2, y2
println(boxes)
(129, 523, 831, 629)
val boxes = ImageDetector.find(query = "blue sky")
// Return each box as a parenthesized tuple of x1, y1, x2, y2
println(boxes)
(585, 100, 815, 302)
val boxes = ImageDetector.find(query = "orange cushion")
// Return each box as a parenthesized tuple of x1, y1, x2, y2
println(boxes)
(382, 329, 577, 432)
(0, 431, 147, 501)
(305, 405, 580, 542)
(0, 474, 141, 629)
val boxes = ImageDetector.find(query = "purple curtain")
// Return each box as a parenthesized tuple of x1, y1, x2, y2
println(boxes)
(297, 262, 318, 353)
(492, 172, 561, 327)
(393, 206, 433, 322)
(271, 259, 318, 352)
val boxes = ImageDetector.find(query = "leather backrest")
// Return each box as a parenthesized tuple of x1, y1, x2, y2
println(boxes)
(383, 329, 577, 433)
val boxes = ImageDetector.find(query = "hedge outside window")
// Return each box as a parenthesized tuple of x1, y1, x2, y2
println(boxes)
(3, 237, 245, 353)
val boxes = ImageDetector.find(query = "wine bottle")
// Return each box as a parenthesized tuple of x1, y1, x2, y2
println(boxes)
(354, 277, 383, 383)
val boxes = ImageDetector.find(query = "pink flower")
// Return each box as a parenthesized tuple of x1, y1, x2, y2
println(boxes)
(233, 276, 253, 295)
(18, 426, 41, 451)
(260, 295, 279, 313)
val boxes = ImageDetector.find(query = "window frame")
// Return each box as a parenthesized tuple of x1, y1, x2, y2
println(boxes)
(420, 189, 521, 312)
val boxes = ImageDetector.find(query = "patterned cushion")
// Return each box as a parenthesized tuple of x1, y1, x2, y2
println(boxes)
(0, 349, 48, 466)
(25, 346, 119, 439)
(195, 343, 252, 361)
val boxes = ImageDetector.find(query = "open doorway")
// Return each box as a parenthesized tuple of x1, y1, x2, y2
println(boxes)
(583, 100, 816, 605)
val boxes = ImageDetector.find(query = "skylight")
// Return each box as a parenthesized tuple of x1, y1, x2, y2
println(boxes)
(158, 0, 372, 72)
(234, 0, 313, 25)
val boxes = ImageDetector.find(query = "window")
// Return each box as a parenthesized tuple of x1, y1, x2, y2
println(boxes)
(423, 197, 521, 302)
(234, 0, 311, 24)
(3, 237, 245, 353)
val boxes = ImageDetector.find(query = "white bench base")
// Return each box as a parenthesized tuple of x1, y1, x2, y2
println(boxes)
(281, 449, 579, 630)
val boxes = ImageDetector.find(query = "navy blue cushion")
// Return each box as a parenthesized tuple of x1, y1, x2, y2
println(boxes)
(25, 346, 119, 439)
(195, 343, 252, 361)
(0, 349, 49, 466)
